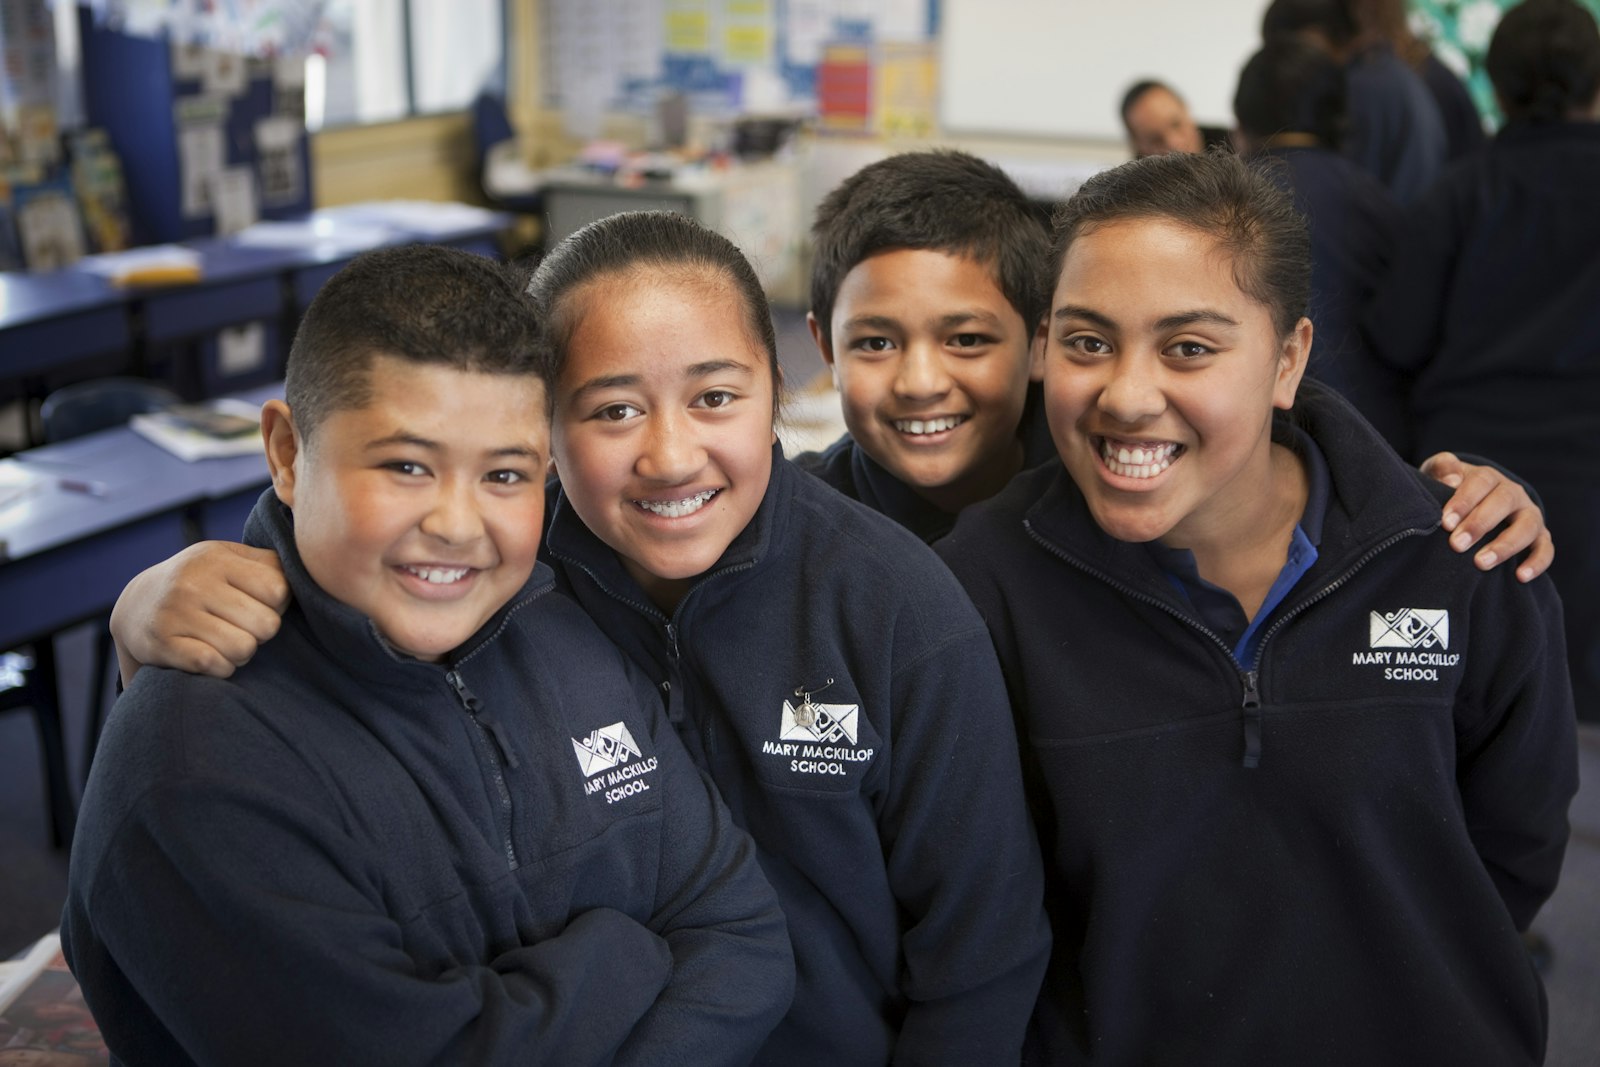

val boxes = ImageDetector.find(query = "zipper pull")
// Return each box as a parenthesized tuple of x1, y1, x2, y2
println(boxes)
(1241, 670, 1262, 770)
(447, 670, 519, 770)
(665, 622, 680, 661)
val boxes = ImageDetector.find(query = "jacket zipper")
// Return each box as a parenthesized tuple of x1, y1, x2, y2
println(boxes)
(447, 668, 520, 871)
(552, 548, 756, 756)
(1024, 520, 1433, 767)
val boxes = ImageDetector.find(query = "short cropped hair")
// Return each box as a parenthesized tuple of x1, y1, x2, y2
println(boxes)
(1487, 0, 1600, 122)
(526, 210, 780, 410)
(1235, 39, 1351, 149)
(286, 244, 546, 439)
(1262, 0, 1359, 46)
(808, 150, 1051, 341)
(1050, 150, 1312, 337)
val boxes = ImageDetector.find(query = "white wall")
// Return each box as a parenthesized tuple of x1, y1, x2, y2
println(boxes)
(939, 0, 1265, 141)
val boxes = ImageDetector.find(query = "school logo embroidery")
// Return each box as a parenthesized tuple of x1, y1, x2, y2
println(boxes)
(1352, 608, 1460, 682)
(780, 698, 859, 745)
(1369, 608, 1449, 650)
(759, 679, 876, 778)
(571, 722, 642, 777)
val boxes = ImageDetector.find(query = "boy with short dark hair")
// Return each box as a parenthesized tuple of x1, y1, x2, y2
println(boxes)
(798, 149, 1055, 543)
(62, 244, 793, 1066)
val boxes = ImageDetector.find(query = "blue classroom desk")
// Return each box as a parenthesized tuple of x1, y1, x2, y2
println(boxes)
(2, 203, 511, 427)
(0, 382, 280, 650)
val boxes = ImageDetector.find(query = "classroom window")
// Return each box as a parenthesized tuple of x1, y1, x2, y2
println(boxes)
(307, 0, 505, 131)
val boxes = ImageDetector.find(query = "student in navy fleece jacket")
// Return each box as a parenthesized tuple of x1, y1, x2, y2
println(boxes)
(526, 211, 1049, 1066)
(937, 151, 1578, 1065)
(103, 217, 1051, 1065)
(63, 246, 792, 1066)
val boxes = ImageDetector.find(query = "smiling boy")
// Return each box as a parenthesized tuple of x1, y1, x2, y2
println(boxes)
(61, 245, 793, 1065)
(798, 150, 1054, 543)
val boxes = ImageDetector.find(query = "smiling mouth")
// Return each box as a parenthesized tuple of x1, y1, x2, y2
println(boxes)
(893, 415, 967, 436)
(634, 489, 720, 518)
(400, 564, 473, 584)
(1096, 437, 1183, 479)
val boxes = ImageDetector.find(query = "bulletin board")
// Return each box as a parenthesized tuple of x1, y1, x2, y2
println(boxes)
(938, 0, 1264, 142)
(540, 0, 936, 136)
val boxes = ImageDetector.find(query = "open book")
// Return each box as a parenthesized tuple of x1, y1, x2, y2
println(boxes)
(130, 398, 263, 461)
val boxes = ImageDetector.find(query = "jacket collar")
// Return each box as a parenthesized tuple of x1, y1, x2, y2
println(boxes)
(544, 440, 790, 618)
(242, 488, 553, 686)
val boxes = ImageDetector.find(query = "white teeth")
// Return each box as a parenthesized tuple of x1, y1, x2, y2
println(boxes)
(894, 415, 965, 435)
(404, 565, 470, 584)
(637, 489, 717, 518)
(1100, 439, 1179, 479)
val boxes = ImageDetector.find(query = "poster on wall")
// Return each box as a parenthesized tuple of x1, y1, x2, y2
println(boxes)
(178, 121, 225, 218)
(255, 115, 304, 206)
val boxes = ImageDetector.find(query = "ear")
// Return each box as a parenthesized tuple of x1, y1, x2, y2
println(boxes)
(261, 399, 302, 507)
(806, 310, 841, 391)
(1272, 317, 1314, 411)
(1029, 317, 1048, 382)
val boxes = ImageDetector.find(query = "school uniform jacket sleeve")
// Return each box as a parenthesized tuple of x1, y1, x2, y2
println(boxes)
(613, 662, 797, 1065)
(64, 668, 786, 1067)
(876, 610, 1052, 1063)
(1454, 561, 1578, 929)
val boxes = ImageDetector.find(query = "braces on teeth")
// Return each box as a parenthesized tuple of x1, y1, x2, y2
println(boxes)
(637, 489, 717, 518)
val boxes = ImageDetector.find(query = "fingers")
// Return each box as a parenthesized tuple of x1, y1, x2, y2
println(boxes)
(1418, 451, 1463, 487)
(1433, 465, 1554, 583)
(215, 542, 292, 614)
(111, 541, 290, 681)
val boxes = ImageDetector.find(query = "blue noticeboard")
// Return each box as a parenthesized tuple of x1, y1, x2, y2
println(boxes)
(76, 11, 312, 246)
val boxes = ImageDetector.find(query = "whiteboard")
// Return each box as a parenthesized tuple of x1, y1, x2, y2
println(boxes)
(939, 0, 1266, 142)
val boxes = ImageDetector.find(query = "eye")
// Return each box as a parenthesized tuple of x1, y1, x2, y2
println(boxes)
(1168, 340, 1213, 360)
(596, 402, 642, 422)
(484, 468, 530, 486)
(383, 460, 429, 477)
(850, 336, 895, 354)
(1064, 335, 1110, 357)
(950, 333, 991, 350)
(696, 389, 737, 409)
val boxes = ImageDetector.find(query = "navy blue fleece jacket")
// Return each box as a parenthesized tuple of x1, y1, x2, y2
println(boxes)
(62, 491, 793, 1066)
(543, 449, 1050, 1066)
(937, 383, 1577, 1066)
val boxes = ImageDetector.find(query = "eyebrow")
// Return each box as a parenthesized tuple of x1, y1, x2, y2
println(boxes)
(1053, 305, 1240, 332)
(365, 432, 542, 460)
(841, 309, 1005, 333)
(567, 360, 754, 402)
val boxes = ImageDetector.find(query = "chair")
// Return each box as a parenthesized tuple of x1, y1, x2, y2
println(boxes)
(0, 646, 74, 848)
(41, 377, 180, 444)
(470, 91, 544, 219)
(37, 377, 180, 790)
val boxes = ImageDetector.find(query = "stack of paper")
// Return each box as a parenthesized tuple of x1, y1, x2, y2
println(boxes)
(131, 398, 263, 461)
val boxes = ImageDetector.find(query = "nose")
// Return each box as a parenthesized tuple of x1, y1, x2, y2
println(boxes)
(891, 342, 953, 402)
(636, 408, 706, 483)
(419, 477, 485, 546)
(1097, 352, 1166, 425)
